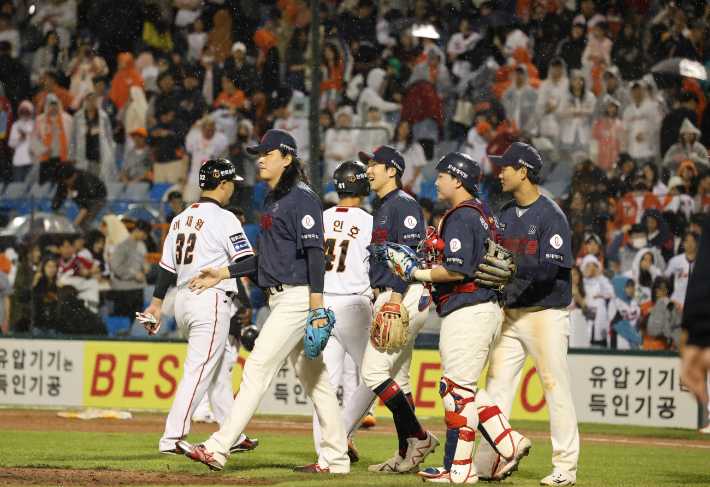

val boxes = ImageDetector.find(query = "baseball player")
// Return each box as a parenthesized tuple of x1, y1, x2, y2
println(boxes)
(342, 145, 439, 474)
(176, 129, 350, 474)
(472, 143, 579, 486)
(372, 153, 532, 484)
(312, 160, 374, 463)
(140, 158, 256, 456)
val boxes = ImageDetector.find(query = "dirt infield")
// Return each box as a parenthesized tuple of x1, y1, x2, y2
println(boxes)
(0, 467, 269, 486)
(2, 409, 709, 451)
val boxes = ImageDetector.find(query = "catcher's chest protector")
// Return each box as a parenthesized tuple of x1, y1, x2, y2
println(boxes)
(437, 201, 496, 253)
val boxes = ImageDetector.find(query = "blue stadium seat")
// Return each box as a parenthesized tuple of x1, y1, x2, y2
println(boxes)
(150, 182, 173, 201)
(112, 201, 130, 215)
(104, 316, 131, 336)
(324, 182, 335, 194)
(243, 223, 259, 247)
(65, 204, 80, 222)
(3, 181, 28, 199)
(125, 182, 151, 201)
(418, 180, 438, 201)
(28, 182, 53, 199)
(106, 182, 125, 201)
(38, 200, 53, 212)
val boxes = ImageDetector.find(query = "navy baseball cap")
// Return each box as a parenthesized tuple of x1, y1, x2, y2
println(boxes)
(489, 142, 543, 174)
(358, 145, 406, 177)
(246, 129, 298, 156)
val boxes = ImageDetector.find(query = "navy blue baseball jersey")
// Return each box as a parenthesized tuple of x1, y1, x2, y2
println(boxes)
(258, 181, 324, 287)
(496, 194, 572, 308)
(436, 200, 498, 317)
(370, 189, 424, 292)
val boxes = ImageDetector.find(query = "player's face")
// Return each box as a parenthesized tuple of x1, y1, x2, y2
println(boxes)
(366, 160, 389, 192)
(259, 150, 290, 184)
(499, 165, 522, 193)
(435, 172, 457, 202)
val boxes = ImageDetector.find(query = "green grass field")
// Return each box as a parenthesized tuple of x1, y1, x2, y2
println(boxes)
(2, 417, 710, 486)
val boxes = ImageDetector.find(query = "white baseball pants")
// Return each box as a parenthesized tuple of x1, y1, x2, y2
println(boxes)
(202, 286, 350, 472)
(312, 294, 372, 456)
(159, 288, 232, 451)
(440, 301, 502, 390)
(474, 306, 579, 481)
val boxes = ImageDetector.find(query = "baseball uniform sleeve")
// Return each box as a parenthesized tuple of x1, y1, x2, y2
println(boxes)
(221, 212, 254, 261)
(396, 202, 424, 251)
(441, 211, 474, 273)
(538, 214, 573, 268)
(159, 226, 177, 273)
(294, 193, 324, 250)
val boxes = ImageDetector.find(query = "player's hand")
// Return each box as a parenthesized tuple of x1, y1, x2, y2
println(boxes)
(189, 267, 228, 294)
(140, 304, 162, 335)
(237, 308, 252, 327)
(310, 316, 328, 328)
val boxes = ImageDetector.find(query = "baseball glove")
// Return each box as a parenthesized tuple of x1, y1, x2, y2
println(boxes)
(367, 242, 420, 281)
(303, 308, 336, 360)
(240, 324, 259, 352)
(474, 238, 517, 290)
(370, 302, 409, 350)
(136, 312, 161, 335)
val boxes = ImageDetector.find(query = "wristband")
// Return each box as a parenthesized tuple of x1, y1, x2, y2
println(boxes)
(413, 268, 433, 282)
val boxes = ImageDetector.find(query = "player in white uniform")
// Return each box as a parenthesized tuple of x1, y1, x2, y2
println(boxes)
(142, 159, 255, 455)
(312, 161, 374, 463)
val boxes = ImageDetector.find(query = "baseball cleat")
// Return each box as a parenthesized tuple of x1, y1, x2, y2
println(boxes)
(368, 451, 420, 473)
(360, 413, 377, 428)
(347, 440, 359, 463)
(192, 410, 217, 423)
(159, 448, 183, 455)
(491, 435, 532, 480)
(293, 462, 330, 473)
(419, 467, 478, 483)
(540, 471, 576, 486)
(176, 440, 224, 471)
(229, 436, 259, 453)
(397, 431, 439, 472)
(700, 426, 710, 434)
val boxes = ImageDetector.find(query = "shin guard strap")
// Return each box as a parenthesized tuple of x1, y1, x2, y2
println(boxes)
(494, 428, 514, 445)
(452, 459, 473, 466)
(478, 405, 502, 423)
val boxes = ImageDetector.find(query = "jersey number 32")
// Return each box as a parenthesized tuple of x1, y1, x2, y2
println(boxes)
(176, 233, 197, 265)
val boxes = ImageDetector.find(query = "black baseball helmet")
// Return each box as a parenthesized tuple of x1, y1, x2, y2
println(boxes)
(199, 158, 242, 190)
(435, 152, 481, 194)
(333, 160, 370, 196)
(240, 324, 259, 352)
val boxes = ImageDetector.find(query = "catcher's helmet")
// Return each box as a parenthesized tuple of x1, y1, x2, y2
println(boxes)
(435, 152, 481, 195)
(199, 158, 242, 190)
(333, 160, 370, 196)
(240, 324, 259, 352)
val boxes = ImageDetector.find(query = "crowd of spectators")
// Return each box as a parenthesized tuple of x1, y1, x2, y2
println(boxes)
(0, 0, 709, 350)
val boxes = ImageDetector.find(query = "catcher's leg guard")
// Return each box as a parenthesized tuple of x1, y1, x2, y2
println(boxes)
(475, 388, 516, 460)
(441, 378, 478, 484)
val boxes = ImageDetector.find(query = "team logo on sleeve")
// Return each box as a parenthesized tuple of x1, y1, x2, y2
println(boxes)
(450, 238, 461, 252)
(302, 215, 315, 229)
(404, 216, 417, 229)
(550, 234, 563, 249)
(229, 233, 250, 253)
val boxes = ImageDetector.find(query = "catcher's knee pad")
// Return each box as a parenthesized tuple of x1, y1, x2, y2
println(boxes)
(475, 388, 515, 460)
(440, 378, 478, 483)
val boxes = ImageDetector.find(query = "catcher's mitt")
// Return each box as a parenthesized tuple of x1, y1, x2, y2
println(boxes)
(474, 238, 517, 290)
(370, 302, 409, 350)
(136, 312, 161, 335)
(303, 308, 336, 359)
(367, 241, 420, 281)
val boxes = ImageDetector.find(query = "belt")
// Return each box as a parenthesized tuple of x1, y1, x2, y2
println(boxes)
(376, 286, 392, 294)
(266, 284, 305, 296)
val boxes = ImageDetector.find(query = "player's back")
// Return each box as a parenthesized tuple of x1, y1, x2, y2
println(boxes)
(323, 206, 373, 295)
(160, 200, 253, 294)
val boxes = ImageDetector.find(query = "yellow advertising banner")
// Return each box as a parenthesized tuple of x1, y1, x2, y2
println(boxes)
(82, 341, 547, 421)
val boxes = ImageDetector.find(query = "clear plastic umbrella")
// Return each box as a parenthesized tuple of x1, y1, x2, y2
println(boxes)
(0, 212, 78, 237)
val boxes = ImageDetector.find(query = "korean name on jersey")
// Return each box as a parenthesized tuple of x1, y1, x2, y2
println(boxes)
(323, 206, 373, 295)
(159, 201, 254, 294)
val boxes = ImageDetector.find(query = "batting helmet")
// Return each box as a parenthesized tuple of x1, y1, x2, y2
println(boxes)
(333, 160, 370, 196)
(199, 158, 242, 190)
(435, 152, 481, 195)
(240, 324, 259, 352)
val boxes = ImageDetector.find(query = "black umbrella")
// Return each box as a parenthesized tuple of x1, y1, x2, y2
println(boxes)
(650, 57, 709, 81)
(470, 11, 522, 30)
